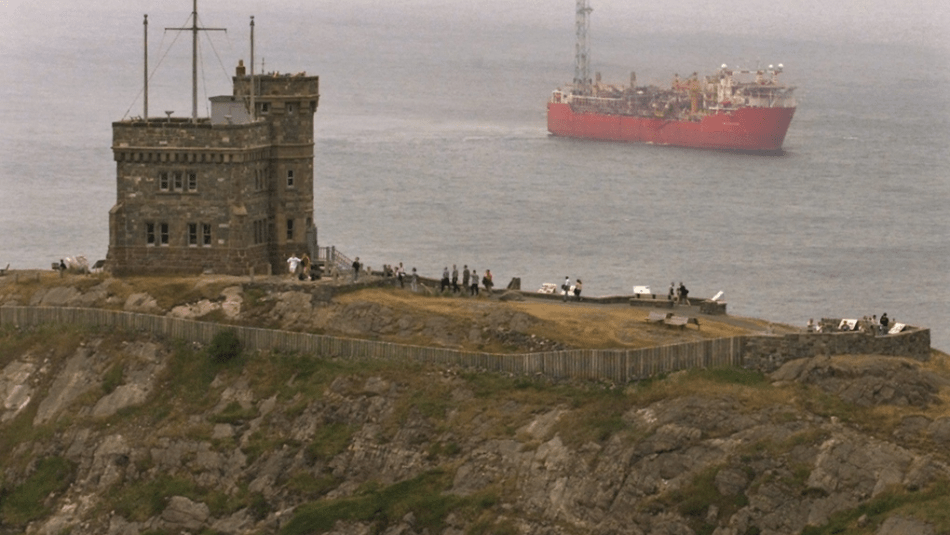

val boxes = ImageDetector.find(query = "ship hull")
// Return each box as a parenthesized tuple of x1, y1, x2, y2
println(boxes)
(547, 102, 796, 152)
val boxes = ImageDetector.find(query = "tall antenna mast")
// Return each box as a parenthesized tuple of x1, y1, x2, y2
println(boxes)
(143, 14, 148, 121)
(249, 16, 255, 121)
(574, 0, 592, 96)
(166, 0, 226, 121)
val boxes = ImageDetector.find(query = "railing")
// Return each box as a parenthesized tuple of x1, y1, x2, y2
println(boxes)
(0, 306, 930, 383)
(311, 246, 353, 276)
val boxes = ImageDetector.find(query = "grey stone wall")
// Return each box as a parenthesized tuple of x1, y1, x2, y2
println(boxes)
(741, 327, 931, 373)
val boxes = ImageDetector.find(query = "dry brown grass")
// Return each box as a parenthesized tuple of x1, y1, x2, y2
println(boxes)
(337, 287, 769, 350)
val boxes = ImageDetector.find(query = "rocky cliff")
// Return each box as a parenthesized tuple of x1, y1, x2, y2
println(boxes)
(1, 275, 950, 535)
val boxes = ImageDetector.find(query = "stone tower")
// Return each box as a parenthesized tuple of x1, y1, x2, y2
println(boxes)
(106, 61, 319, 276)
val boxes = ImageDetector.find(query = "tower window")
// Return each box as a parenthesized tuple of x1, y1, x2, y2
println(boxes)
(287, 169, 295, 188)
(286, 218, 294, 241)
(159, 172, 169, 191)
(188, 223, 198, 246)
(254, 219, 268, 245)
(187, 172, 197, 192)
(173, 171, 183, 191)
(261, 102, 270, 114)
(160, 223, 169, 246)
(202, 224, 212, 246)
(146, 222, 156, 245)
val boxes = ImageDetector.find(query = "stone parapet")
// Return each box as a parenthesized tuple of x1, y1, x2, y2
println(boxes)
(741, 327, 930, 373)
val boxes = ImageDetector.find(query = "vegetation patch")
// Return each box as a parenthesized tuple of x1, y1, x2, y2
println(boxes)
(0, 456, 76, 527)
(207, 329, 242, 363)
(802, 479, 950, 535)
(102, 474, 248, 522)
(208, 401, 258, 425)
(304, 422, 356, 462)
(0, 324, 84, 368)
(286, 472, 341, 500)
(279, 470, 496, 535)
(102, 362, 125, 394)
(649, 465, 750, 535)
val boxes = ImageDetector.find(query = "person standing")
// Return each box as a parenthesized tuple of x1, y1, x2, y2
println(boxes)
(441, 267, 450, 293)
(352, 257, 361, 282)
(451, 264, 459, 294)
(483, 269, 494, 296)
(300, 254, 311, 281)
(470, 267, 479, 296)
(411, 267, 418, 292)
(397, 262, 405, 288)
(573, 279, 583, 301)
(562, 276, 571, 302)
(287, 254, 301, 279)
(462, 265, 470, 292)
(669, 282, 676, 303)
(678, 282, 690, 306)
(880, 312, 890, 335)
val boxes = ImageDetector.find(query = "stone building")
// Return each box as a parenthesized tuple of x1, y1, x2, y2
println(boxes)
(106, 60, 319, 276)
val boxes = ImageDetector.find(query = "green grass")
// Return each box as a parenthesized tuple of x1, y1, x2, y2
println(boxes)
(279, 470, 497, 535)
(208, 401, 259, 425)
(648, 465, 750, 535)
(106, 475, 199, 521)
(801, 479, 950, 535)
(102, 474, 252, 522)
(0, 456, 76, 527)
(102, 362, 125, 394)
(286, 472, 341, 500)
(0, 324, 84, 368)
(304, 422, 356, 462)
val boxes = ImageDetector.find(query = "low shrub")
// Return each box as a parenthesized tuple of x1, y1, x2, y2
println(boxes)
(208, 329, 242, 362)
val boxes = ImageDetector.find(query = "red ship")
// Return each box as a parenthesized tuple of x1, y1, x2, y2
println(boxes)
(548, 1, 796, 153)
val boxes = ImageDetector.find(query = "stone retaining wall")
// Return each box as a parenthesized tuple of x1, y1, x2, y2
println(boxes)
(741, 327, 931, 373)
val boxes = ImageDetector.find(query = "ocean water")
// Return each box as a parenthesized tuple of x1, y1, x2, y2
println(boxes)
(2, 2, 949, 349)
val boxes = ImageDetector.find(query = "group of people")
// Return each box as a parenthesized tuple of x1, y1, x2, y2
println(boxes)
(439, 264, 493, 296)
(381, 262, 493, 296)
(380, 263, 418, 291)
(561, 276, 582, 301)
(668, 281, 690, 306)
(806, 312, 891, 335)
(285, 253, 320, 281)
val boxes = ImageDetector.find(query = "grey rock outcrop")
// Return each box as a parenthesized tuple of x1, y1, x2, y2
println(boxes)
(123, 292, 159, 313)
(1, 360, 36, 422)
(876, 515, 936, 535)
(160, 496, 210, 531)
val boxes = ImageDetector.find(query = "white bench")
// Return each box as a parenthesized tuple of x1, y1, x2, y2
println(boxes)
(538, 283, 557, 294)
(665, 315, 688, 328)
(647, 311, 671, 323)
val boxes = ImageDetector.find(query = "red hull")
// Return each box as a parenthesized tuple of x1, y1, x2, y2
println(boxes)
(547, 102, 795, 152)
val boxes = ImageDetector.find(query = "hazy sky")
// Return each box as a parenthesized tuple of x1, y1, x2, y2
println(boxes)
(2, 0, 948, 51)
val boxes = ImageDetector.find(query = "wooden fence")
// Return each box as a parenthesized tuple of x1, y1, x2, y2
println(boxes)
(0, 306, 750, 383)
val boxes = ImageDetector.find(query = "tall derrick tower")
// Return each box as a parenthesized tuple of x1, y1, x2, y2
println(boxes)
(573, 0, 593, 95)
